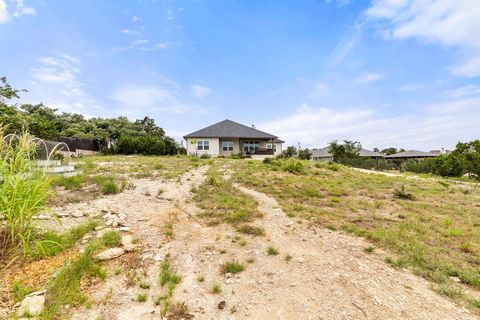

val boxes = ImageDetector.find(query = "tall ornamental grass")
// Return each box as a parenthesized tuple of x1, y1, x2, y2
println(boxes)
(0, 129, 50, 258)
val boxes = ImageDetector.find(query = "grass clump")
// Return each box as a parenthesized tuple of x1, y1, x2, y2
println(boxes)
(281, 159, 305, 174)
(50, 174, 85, 190)
(11, 281, 33, 302)
(196, 275, 205, 282)
(236, 224, 265, 236)
(30, 220, 98, 258)
(160, 258, 181, 294)
(393, 185, 416, 200)
(42, 252, 106, 319)
(266, 246, 279, 256)
(168, 301, 191, 319)
(220, 261, 245, 274)
(211, 283, 222, 294)
(139, 281, 150, 289)
(136, 293, 147, 302)
(0, 131, 51, 258)
(100, 230, 121, 247)
(93, 175, 119, 195)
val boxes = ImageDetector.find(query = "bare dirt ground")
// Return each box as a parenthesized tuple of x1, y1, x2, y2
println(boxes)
(22, 165, 479, 319)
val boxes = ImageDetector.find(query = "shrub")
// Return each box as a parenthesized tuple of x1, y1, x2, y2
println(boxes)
(281, 159, 305, 174)
(200, 154, 211, 159)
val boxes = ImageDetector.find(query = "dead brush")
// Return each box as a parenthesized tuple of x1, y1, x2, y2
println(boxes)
(168, 301, 194, 320)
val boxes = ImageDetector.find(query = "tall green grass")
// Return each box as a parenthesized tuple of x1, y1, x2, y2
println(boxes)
(0, 130, 51, 258)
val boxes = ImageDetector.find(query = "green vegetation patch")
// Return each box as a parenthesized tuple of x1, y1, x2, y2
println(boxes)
(194, 166, 262, 226)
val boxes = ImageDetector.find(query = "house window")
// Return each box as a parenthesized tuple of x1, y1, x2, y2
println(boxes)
(197, 140, 209, 151)
(243, 141, 259, 153)
(266, 143, 277, 152)
(222, 141, 234, 151)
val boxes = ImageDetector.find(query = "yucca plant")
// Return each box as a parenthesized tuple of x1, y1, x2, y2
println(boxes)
(0, 128, 51, 259)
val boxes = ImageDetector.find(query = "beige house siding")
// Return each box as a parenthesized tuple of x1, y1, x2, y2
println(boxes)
(219, 139, 240, 156)
(186, 138, 220, 157)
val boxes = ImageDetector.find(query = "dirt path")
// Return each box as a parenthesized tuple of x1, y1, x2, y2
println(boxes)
(62, 165, 477, 319)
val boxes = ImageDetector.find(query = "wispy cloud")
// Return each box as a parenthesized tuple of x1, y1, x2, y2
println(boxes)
(366, 0, 480, 78)
(325, 0, 351, 7)
(0, 0, 35, 24)
(111, 81, 209, 115)
(330, 17, 367, 64)
(356, 72, 385, 84)
(260, 95, 480, 150)
(190, 85, 211, 98)
(28, 53, 102, 113)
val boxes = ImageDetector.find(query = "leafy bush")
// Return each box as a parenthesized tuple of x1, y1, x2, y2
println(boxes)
(236, 224, 265, 236)
(115, 135, 167, 155)
(200, 154, 211, 159)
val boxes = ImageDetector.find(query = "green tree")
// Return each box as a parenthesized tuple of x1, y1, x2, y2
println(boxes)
(328, 140, 361, 162)
(298, 148, 311, 160)
(282, 146, 297, 158)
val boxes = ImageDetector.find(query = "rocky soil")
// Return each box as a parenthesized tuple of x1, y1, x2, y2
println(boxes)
(7, 165, 479, 319)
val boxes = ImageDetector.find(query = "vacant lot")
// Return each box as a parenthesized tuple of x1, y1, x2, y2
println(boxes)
(1, 156, 479, 319)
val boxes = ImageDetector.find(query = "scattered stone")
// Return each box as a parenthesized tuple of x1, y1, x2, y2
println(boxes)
(449, 276, 461, 283)
(25, 290, 47, 297)
(34, 214, 50, 220)
(56, 212, 69, 218)
(95, 226, 104, 231)
(119, 226, 130, 232)
(17, 295, 45, 317)
(72, 211, 84, 218)
(285, 221, 294, 227)
(121, 235, 137, 252)
(137, 218, 149, 222)
(218, 301, 226, 310)
(93, 247, 125, 261)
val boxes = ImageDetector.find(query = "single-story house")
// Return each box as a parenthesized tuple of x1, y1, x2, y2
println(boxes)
(184, 119, 284, 158)
(311, 147, 385, 161)
(384, 150, 438, 160)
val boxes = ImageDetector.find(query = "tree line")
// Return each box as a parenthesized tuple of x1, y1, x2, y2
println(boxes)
(0, 77, 183, 155)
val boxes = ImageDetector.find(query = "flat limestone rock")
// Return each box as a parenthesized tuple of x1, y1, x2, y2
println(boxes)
(93, 247, 125, 261)
(17, 295, 45, 317)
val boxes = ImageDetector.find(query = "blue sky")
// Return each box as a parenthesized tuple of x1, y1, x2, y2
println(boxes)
(1, 0, 479, 150)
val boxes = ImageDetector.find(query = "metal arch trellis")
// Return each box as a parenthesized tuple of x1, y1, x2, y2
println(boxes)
(2, 134, 72, 165)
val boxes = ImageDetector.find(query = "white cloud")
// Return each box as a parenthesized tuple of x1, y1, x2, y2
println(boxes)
(27, 53, 102, 114)
(325, 0, 352, 7)
(0, 0, 35, 24)
(356, 72, 385, 83)
(260, 96, 480, 150)
(366, 0, 480, 77)
(445, 85, 480, 99)
(190, 85, 211, 98)
(132, 15, 139, 22)
(0, 0, 9, 23)
(13, 0, 35, 17)
(111, 83, 208, 115)
(330, 18, 366, 64)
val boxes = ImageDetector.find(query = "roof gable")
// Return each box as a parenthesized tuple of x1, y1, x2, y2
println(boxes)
(184, 119, 278, 139)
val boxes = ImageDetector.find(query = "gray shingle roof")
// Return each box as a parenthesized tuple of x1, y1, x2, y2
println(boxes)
(384, 150, 438, 158)
(184, 119, 278, 139)
(311, 147, 385, 158)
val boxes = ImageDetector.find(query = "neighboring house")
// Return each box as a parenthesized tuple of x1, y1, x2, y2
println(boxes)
(384, 150, 438, 160)
(311, 147, 385, 161)
(184, 119, 284, 158)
